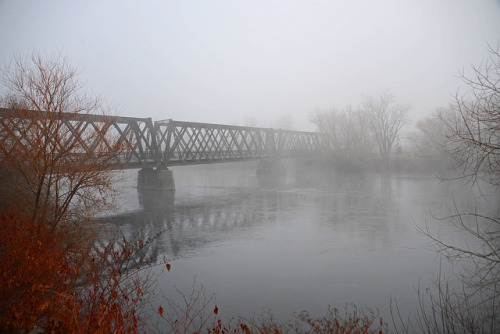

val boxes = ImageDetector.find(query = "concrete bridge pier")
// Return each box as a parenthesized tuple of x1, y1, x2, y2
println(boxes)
(137, 167, 175, 191)
(256, 159, 286, 186)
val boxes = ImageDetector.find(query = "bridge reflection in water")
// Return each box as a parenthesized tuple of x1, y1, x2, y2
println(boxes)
(104, 187, 280, 261)
(101, 168, 397, 266)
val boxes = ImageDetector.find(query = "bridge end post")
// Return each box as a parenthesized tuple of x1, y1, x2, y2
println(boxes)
(137, 167, 175, 191)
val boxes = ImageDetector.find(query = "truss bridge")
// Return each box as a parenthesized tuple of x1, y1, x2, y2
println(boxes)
(0, 108, 324, 168)
(0, 108, 325, 189)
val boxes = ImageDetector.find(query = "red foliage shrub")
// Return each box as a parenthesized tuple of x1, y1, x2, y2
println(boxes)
(0, 212, 77, 332)
(0, 212, 151, 333)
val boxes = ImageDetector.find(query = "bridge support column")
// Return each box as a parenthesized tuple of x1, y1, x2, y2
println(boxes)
(256, 159, 286, 186)
(137, 168, 175, 191)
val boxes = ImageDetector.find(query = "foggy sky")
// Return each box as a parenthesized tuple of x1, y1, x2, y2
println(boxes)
(1, 0, 499, 131)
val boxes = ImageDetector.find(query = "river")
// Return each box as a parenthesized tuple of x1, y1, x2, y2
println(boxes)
(104, 160, 499, 327)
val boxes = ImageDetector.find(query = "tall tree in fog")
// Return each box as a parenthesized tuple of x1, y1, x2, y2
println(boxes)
(310, 106, 372, 154)
(409, 107, 457, 157)
(362, 92, 409, 169)
(339, 106, 372, 154)
(310, 108, 339, 150)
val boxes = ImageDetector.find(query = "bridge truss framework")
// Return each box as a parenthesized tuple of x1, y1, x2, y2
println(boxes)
(0, 108, 326, 170)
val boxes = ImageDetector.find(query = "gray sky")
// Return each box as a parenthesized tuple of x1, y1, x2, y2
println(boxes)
(1, 0, 499, 130)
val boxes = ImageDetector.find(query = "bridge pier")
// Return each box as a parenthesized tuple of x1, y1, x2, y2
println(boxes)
(137, 168, 175, 191)
(256, 159, 286, 186)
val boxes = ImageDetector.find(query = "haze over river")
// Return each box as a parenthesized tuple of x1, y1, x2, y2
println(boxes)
(104, 160, 499, 323)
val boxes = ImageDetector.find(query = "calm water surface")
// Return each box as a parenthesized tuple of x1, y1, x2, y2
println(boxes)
(105, 161, 499, 323)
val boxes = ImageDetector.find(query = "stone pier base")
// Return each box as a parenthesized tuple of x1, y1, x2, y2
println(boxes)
(137, 168, 175, 191)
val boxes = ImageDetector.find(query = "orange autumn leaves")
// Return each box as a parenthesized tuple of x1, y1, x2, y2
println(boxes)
(0, 213, 75, 332)
(0, 212, 146, 333)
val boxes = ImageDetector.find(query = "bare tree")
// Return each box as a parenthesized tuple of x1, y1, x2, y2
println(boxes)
(440, 44, 500, 188)
(310, 106, 372, 155)
(429, 43, 500, 332)
(409, 107, 456, 158)
(339, 106, 372, 154)
(393, 45, 500, 334)
(362, 92, 409, 170)
(0, 51, 124, 232)
(0, 52, 167, 333)
(431, 44, 500, 309)
(310, 107, 341, 150)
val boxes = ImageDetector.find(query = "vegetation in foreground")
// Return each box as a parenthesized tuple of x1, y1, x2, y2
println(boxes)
(0, 51, 163, 333)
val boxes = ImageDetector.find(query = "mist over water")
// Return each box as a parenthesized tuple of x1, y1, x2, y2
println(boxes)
(105, 161, 498, 324)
